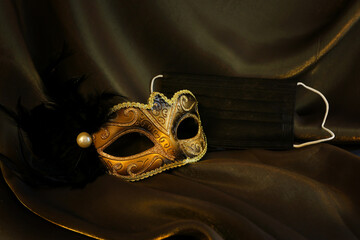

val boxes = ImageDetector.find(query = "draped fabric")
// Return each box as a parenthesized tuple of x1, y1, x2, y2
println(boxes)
(0, 0, 360, 239)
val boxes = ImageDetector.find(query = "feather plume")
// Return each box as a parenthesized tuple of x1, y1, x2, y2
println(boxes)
(0, 49, 126, 187)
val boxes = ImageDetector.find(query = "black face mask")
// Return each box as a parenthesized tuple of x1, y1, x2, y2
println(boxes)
(152, 73, 334, 150)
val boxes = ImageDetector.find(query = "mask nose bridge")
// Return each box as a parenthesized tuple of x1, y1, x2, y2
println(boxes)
(149, 93, 192, 160)
(155, 99, 184, 160)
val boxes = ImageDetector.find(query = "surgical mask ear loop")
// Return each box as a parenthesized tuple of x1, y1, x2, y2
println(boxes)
(150, 74, 164, 93)
(293, 82, 335, 148)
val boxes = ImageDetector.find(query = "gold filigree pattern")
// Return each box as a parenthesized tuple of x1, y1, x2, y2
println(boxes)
(179, 128, 207, 158)
(100, 128, 110, 140)
(93, 90, 207, 181)
(108, 107, 138, 127)
(180, 95, 196, 111)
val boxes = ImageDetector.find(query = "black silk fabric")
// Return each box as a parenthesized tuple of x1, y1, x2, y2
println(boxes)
(0, 0, 360, 239)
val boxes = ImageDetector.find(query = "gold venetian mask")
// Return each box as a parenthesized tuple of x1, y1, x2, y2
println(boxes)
(92, 90, 207, 181)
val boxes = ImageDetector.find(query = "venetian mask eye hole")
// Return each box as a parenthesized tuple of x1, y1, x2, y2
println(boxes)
(103, 132, 154, 157)
(176, 117, 199, 139)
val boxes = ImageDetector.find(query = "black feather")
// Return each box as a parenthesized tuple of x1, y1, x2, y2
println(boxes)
(0, 48, 127, 187)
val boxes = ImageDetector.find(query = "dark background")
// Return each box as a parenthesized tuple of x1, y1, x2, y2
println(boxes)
(0, 1, 359, 239)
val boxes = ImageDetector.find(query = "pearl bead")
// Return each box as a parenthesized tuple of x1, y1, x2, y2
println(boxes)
(76, 132, 93, 148)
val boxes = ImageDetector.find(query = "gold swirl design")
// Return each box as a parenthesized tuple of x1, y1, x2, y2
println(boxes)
(139, 117, 164, 140)
(151, 101, 161, 116)
(152, 129, 160, 139)
(114, 163, 123, 171)
(126, 163, 138, 176)
(126, 157, 162, 177)
(144, 156, 164, 172)
(159, 136, 170, 149)
(176, 103, 182, 111)
(140, 118, 154, 130)
(124, 108, 137, 118)
(100, 128, 110, 140)
(180, 136, 205, 157)
(151, 99, 168, 125)
(190, 143, 202, 154)
(183, 143, 202, 156)
(162, 108, 168, 118)
(108, 108, 138, 127)
(157, 116, 166, 125)
(180, 95, 196, 112)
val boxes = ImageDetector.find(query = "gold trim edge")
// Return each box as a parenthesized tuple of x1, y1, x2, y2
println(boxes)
(113, 132, 208, 182)
(109, 89, 196, 113)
